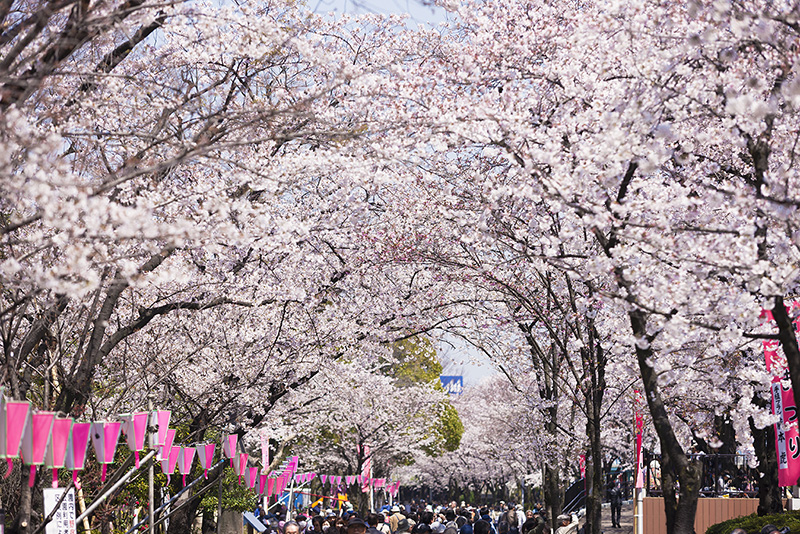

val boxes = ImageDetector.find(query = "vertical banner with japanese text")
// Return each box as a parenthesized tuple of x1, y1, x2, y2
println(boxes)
(763, 303, 800, 487)
(634, 389, 645, 489)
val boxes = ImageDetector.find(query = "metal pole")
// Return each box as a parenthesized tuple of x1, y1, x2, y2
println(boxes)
(215, 462, 224, 534)
(369, 457, 374, 513)
(635, 487, 644, 534)
(76, 450, 157, 525)
(286, 479, 295, 521)
(148, 398, 155, 534)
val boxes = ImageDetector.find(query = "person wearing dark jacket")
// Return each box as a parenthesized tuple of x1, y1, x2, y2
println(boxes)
(608, 481, 623, 528)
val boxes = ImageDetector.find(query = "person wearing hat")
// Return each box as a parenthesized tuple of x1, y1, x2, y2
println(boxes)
(388, 506, 406, 533)
(554, 514, 578, 534)
(348, 517, 369, 534)
(396, 519, 411, 534)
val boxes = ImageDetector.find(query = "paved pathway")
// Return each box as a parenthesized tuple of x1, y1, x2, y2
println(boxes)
(599, 501, 634, 534)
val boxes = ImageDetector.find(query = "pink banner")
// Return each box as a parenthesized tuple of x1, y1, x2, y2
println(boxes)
(361, 444, 372, 493)
(260, 430, 269, 474)
(634, 389, 645, 489)
(763, 303, 800, 486)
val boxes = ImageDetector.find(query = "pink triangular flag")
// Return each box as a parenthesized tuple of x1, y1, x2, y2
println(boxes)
(160, 445, 181, 482)
(149, 411, 171, 448)
(247, 466, 258, 489)
(3, 400, 30, 477)
(196, 443, 215, 478)
(236, 452, 247, 483)
(321, 474, 328, 485)
(259, 473, 269, 494)
(65, 422, 91, 486)
(267, 477, 275, 497)
(122, 412, 149, 468)
(21, 412, 54, 465)
(45, 417, 72, 488)
(178, 446, 196, 486)
(223, 434, 238, 467)
(159, 428, 176, 461)
(90, 421, 122, 482)
(21, 411, 54, 487)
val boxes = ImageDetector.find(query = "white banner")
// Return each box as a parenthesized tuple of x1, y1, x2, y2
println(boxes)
(43, 488, 76, 534)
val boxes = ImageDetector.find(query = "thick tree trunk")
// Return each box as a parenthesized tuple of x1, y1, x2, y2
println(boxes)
(202, 509, 217, 533)
(543, 464, 561, 530)
(582, 323, 605, 534)
(166, 489, 195, 534)
(750, 414, 783, 515)
(629, 308, 702, 534)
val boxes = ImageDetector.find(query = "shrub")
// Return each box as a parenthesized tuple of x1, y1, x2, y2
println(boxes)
(706, 509, 800, 534)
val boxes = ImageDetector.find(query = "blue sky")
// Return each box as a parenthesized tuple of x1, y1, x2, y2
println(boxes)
(311, 0, 450, 25)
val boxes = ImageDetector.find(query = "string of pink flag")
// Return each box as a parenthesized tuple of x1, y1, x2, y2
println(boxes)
(0, 390, 401, 497)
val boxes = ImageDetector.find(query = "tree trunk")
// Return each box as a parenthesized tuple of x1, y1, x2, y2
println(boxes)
(167, 484, 198, 534)
(543, 464, 561, 530)
(629, 308, 702, 534)
(581, 322, 605, 534)
(9, 465, 33, 534)
(202, 509, 217, 533)
(750, 414, 783, 515)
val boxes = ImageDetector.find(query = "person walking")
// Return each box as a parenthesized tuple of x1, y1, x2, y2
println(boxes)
(608, 481, 623, 529)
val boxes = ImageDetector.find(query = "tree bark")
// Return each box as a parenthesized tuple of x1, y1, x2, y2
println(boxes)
(629, 308, 702, 534)
(750, 413, 783, 515)
(582, 330, 605, 534)
(543, 464, 561, 531)
(9, 465, 33, 534)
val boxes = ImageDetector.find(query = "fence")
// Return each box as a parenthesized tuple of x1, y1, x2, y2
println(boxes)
(642, 497, 760, 534)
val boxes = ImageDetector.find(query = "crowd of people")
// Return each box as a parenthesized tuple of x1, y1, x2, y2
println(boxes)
(250, 501, 583, 534)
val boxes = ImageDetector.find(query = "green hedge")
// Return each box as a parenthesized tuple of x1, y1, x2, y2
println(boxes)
(706, 509, 800, 534)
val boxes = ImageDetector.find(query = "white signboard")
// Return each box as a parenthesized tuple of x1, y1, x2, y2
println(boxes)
(43, 488, 76, 534)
